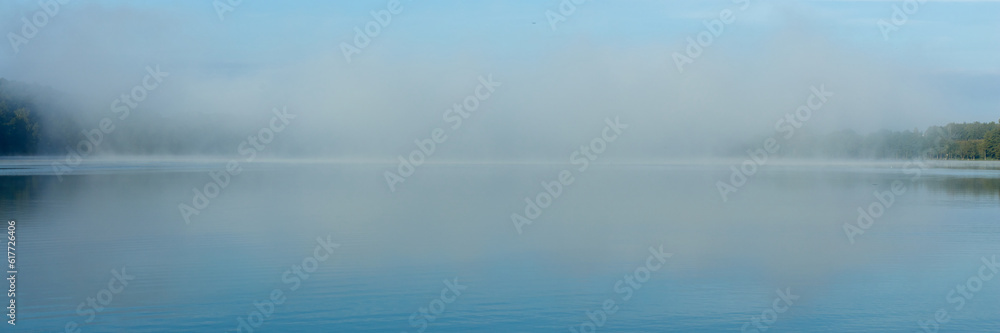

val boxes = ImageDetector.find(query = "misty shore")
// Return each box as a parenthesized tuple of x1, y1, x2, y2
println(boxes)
(2, 156, 999, 177)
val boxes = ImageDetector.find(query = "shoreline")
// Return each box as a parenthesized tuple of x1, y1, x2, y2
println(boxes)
(1, 156, 999, 175)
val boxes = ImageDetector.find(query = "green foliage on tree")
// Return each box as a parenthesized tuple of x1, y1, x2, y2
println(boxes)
(787, 120, 1000, 160)
(984, 128, 1000, 160)
(0, 79, 41, 155)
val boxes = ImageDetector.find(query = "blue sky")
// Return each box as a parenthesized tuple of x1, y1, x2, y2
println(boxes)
(221, 0, 998, 71)
(4, 0, 996, 72)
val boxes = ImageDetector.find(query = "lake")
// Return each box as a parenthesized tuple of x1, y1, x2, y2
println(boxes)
(3, 159, 999, 332)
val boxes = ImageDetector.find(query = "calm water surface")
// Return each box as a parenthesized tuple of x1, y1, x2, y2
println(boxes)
(3, 160, 999, 332)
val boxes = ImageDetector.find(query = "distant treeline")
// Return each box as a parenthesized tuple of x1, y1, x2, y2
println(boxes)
(930, 122, 1000, 160)
(0, 78, 85, 156)
(1, 77, 999, 159)
(0, 78, 41, 154)
(779, 121, 1000, 160)
(0, 77, 266, 157)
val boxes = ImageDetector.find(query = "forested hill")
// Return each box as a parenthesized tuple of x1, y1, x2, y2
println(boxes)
(0, 78, 42, 155)
(0, 77, 259, 157)
(0, 78, 85, 156)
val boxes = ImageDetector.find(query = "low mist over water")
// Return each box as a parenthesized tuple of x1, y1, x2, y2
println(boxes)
(1, 0, 999, 332)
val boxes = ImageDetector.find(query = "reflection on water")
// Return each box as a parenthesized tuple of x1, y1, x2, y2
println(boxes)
(0, 176, 37, 212)
(925, 176, 1000, 200)
(2, 160, 999, 332)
